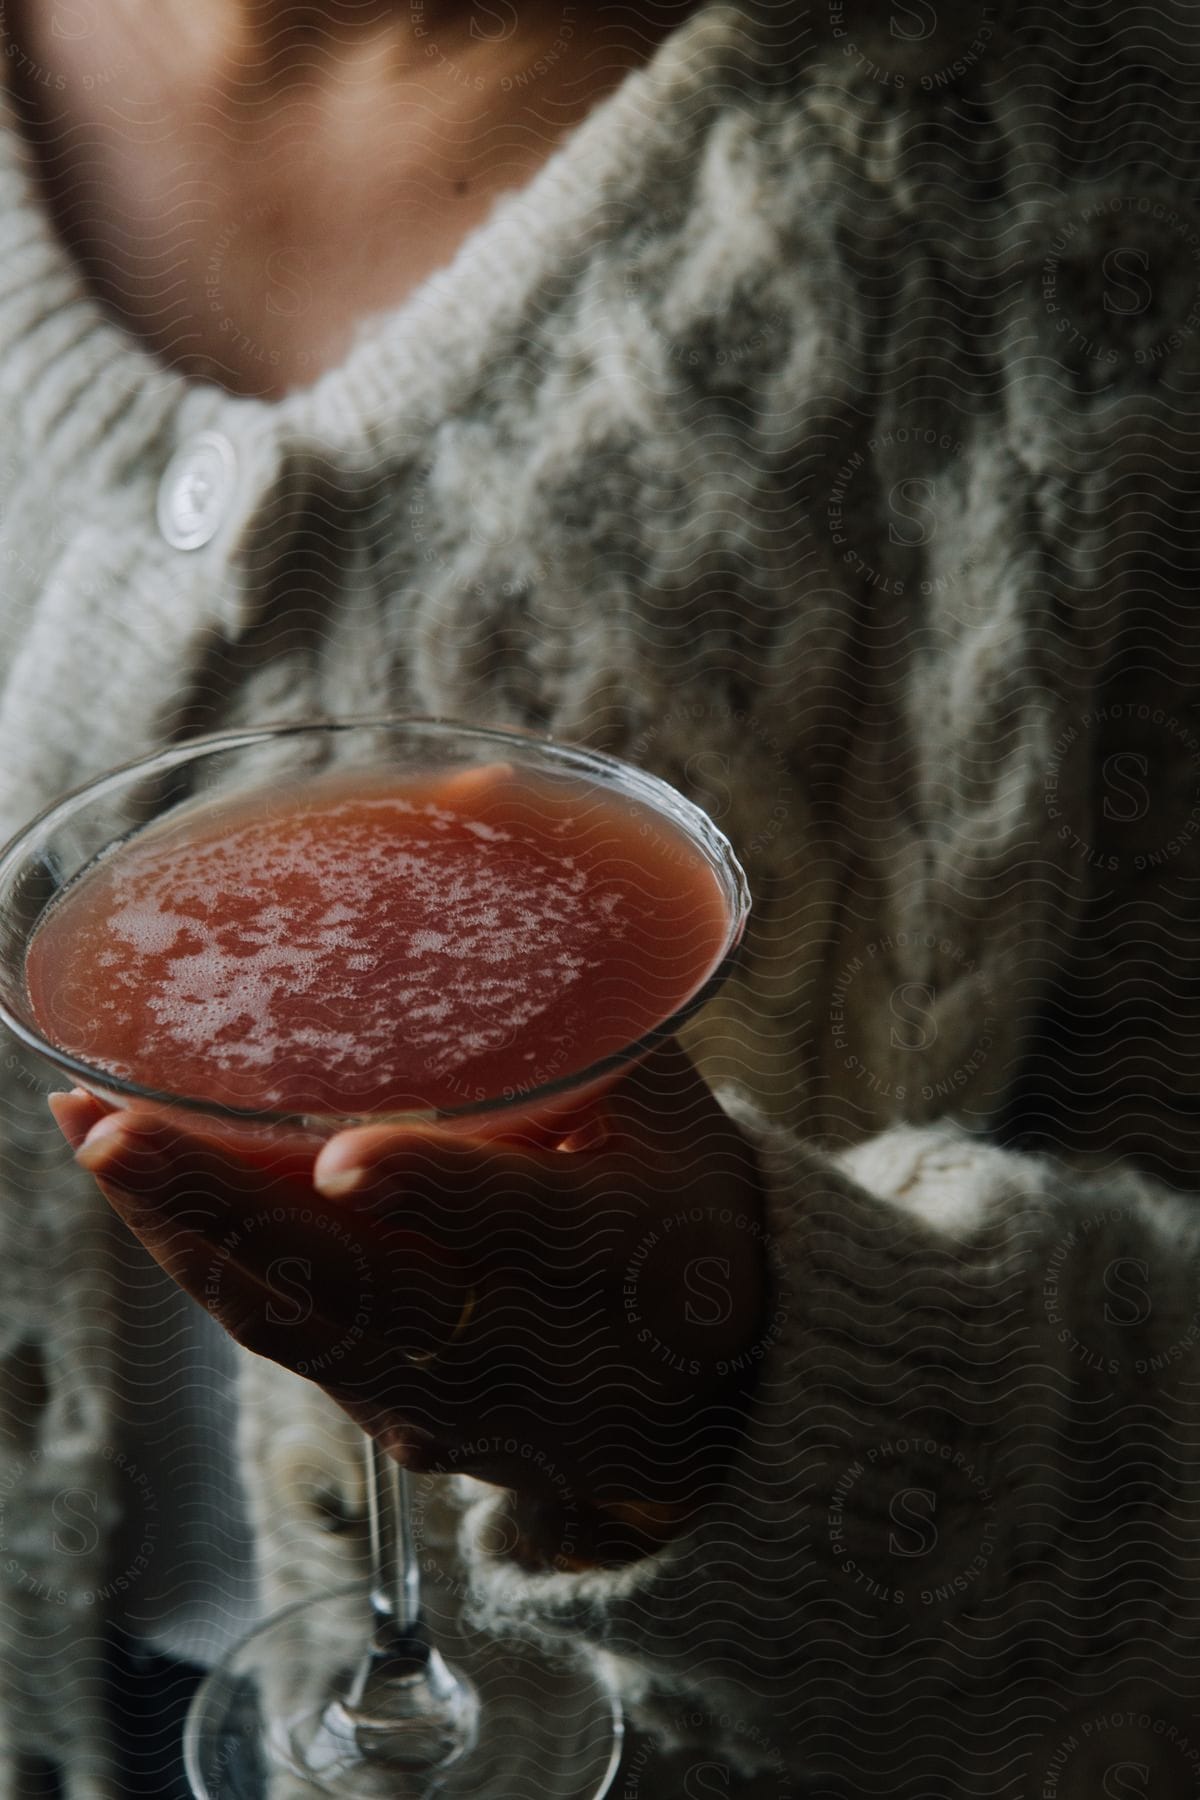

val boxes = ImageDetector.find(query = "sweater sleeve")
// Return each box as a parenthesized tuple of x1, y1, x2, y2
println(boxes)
(452, 1097, 1200, 1792)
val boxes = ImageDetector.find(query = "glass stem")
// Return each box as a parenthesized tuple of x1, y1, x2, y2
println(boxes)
(365, 1438, 423, 1657)
(325, 1438, 481, 1770)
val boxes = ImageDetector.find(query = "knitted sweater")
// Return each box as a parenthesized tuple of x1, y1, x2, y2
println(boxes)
(2, 1, 1200, 1794)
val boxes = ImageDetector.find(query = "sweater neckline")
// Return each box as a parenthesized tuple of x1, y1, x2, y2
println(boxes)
(0, 2, 764, 465)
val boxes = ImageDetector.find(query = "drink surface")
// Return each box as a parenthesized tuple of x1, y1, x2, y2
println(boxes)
(26, 762, 731, 1116)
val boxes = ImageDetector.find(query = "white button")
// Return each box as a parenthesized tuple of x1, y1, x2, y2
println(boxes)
(157, 431, 238, 551)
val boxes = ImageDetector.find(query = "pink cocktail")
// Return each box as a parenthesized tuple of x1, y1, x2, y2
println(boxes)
(24, 757, 736, 1151)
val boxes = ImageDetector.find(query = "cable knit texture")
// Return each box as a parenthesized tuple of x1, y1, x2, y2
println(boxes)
(456, 1105, 1200, 1791)
(0, 0, 1199, 1793)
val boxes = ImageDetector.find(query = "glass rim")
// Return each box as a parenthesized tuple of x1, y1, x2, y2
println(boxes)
(0, 714, 751, 1133)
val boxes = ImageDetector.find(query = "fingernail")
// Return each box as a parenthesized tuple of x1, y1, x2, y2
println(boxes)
(47, 1091, 85, 1137)
(434, 762, 514, 809)
(75, 1113, 132, 1172)
(314, 1162, 368, 1199)
(313, 1137, 372, 1197)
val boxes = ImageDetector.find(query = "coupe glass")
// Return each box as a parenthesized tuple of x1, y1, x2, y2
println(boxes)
(0, 717, 751, 1800)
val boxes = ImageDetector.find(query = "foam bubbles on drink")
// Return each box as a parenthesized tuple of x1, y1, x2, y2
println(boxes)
(26, 766, 731, 1114)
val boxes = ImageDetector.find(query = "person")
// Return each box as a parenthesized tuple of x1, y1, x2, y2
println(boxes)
(2, 0, 1200, 1794)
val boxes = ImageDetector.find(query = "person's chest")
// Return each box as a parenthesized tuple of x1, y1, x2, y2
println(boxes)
(1, 4, 607, 399)
(13, 97, 517, 397)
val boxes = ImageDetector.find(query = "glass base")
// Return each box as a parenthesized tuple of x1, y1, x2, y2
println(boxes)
(183, 1582, 624, 1800)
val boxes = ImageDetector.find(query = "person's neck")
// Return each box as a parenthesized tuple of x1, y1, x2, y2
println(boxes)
(5, 0, 704, 398)
(100, 0, 682, 90)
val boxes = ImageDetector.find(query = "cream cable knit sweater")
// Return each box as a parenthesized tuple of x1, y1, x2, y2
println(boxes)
(2, 1, 1200, 1794)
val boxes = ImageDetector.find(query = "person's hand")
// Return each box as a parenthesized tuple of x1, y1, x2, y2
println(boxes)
(50, 1041, 769, 1549)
